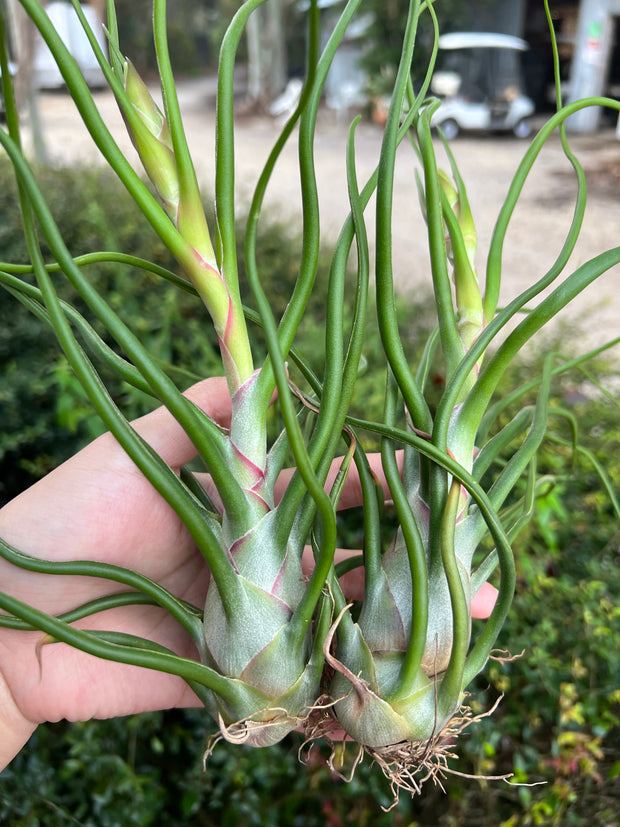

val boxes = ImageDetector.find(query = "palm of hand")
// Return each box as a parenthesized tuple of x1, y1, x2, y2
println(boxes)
(0, 385, 227, 728)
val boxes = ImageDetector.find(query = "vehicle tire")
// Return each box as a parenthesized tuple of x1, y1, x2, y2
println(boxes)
(437, 118, 459, 140)
(512, 118, 532, 138)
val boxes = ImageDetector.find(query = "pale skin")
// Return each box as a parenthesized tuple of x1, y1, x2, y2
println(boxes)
(0, 377, 497, 771)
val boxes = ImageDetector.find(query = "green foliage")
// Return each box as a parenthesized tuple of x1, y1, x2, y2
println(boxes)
(0, 710, 423, 825)
(112, 0, 231, 76)
(361, 0, 472, 97)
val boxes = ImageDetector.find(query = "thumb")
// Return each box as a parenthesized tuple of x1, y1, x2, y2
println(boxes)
(128, 376, 231, 469)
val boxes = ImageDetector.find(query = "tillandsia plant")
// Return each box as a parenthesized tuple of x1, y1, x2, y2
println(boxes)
(0, 0, 619, 801)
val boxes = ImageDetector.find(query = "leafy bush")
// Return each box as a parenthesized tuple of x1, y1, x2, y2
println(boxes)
(361, 0, 472, 98)
(112, 0, 229, 76)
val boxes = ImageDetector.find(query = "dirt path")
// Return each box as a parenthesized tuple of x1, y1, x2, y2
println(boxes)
(22, 77, 620, 357)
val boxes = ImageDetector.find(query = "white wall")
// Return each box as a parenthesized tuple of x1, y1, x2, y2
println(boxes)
(568, 0, 620, 130)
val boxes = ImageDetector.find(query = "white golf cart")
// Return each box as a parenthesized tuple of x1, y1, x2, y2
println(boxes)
(429, 32, 535, 139)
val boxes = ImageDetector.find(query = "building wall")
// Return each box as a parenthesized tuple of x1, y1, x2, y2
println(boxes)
(473, 0, 620, 132)
(568, 0, 620, 130)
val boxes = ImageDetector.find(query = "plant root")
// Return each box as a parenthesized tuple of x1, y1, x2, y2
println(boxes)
(301, 695, 512, 810)
(490, 647, 525, 664)
(203, 707, 301, 757)
(203, 695, 344, 760)
(367, 699, 512, 810)
(298, 695, 365, 782)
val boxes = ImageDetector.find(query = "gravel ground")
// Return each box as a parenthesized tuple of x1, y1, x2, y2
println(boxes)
(20, 76, 620, 358)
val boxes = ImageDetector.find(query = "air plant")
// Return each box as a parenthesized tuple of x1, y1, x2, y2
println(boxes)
(0, 0, 618, 800)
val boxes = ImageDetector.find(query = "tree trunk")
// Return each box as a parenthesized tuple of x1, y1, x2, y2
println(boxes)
(5, 0, 47, 163)
(245, 0, 287, 111)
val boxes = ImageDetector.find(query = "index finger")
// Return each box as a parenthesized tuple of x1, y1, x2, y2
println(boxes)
(273, 451, 403, 511)
(128, 376, 232, 469)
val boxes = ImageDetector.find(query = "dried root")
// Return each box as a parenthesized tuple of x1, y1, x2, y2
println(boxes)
(490, 647, 526, 664)
(367, 699, 511, 810)
(300, 695, 512, 811)
(202, 691, 518, 810)
(203, 695, 343, 762)
(203, 707, 301, 760)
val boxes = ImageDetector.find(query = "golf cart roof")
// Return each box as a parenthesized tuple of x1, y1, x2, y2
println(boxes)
(438, 32, 529, 51)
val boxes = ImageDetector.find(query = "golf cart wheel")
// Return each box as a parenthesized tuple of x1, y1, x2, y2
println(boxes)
(437, 118, 459, 140)
(513, 118, 532, 138)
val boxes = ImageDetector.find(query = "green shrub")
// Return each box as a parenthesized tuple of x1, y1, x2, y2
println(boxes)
(111, 0, 226, 76)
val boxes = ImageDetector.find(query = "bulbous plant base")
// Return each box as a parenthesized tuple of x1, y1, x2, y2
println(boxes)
(364, 702, 510, 807)
(300, 697, 511, 809)
(204, 707, 304, 752)
(203, 694, 341, 754)
(202, 688, 512, 806)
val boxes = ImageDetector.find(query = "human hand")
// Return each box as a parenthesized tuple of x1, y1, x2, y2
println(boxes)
(0, 377, 497, 769)
(0, 377, 234, 768)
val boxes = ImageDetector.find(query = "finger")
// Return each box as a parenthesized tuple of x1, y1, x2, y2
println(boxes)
(337, 556, 364, 602)
(471, 582, 498, 619)
(273, 452, 403, 511)
(129, 376, 231, 469)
